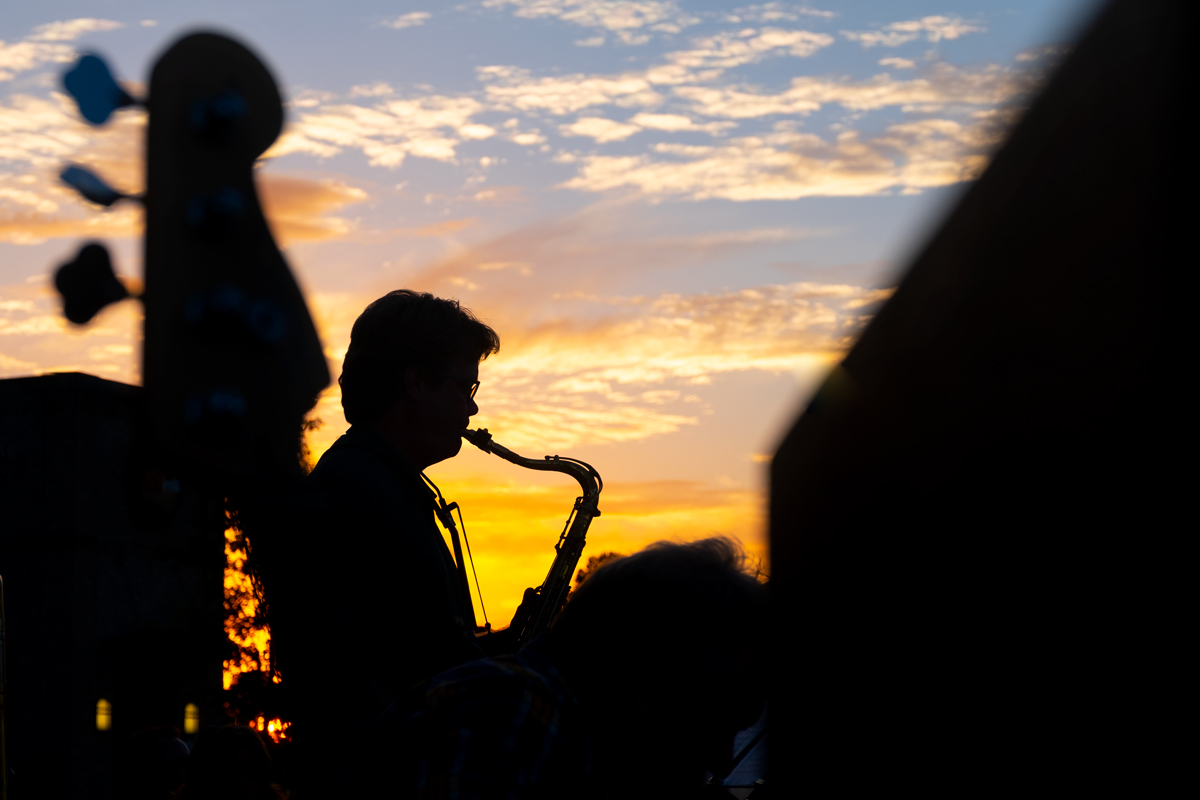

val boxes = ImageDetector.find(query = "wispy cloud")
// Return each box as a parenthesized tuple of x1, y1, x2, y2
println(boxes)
(561, 119, 1000, 200)
(481, 0, 700, 45)
(724, 4, 835, 23)
(675, 62, 1023, 117)
(258, 175, 369, 245)
(479, 65, 664, 115)
(842, 15, 985, 48)
(29, 19, 123, 42)
(1, 18, 123, 81)
(666, 27, 834, 69)
(273, 94, 493, 167)
(381, 12, 432, 30)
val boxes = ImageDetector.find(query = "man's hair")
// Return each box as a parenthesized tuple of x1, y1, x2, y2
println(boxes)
(339, 290, 500, 425)
(549, 537, 767, 687)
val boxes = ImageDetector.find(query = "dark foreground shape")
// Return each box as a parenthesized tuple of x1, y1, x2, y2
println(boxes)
(770, 0, 1185, 793)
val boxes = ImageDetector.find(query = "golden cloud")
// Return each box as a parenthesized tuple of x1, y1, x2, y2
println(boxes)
(674, 61, 1023, 118)
(561, 120, 999, 200)
(257, 174, 369, 245)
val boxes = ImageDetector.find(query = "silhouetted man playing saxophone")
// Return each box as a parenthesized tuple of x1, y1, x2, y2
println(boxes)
(286, 290, 501, 794)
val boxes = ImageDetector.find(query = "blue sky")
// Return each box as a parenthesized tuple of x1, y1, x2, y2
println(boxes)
(2, 0, 1102, 613)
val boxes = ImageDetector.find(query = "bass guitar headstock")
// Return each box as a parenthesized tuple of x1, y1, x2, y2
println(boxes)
(54, 33, 329, 484)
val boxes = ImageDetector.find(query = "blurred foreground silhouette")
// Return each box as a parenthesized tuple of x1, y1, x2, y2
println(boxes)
(770, 0, 1184, 793)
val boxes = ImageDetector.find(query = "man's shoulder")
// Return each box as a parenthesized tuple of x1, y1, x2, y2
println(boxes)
(310, 430, 400, 487)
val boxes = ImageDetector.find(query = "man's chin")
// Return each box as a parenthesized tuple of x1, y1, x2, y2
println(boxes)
(429, 437, 463, 466)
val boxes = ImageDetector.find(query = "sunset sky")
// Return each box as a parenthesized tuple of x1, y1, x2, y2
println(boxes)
(2, 0, 1098, 623)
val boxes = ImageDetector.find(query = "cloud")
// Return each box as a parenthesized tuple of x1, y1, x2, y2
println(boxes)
(257, 175, 369, 244)
(382, 12, 432, 30)
(561, 119, 999, 200)
(349, 82, 395, 97)
(272, 94, 491, 167)
(560, 116, 642, 142)
(413, 218, 477, 237)
(29, 19, 124, 42)
(724, 4, 835, 23)
(440, 278, 871, 449)
(0, 205, 141, 245)
(842, 15, 985, 48)
(628, 113, 736, 135)
(879, 57, 916, 70)
(666, 27, 834, 70)
(0, 89, 373, 245)
(0, 282, 139, 382)
(482, 0, 699, 45)
(675, 62, 1024, 118)
(479, 65, 663, 115)
(2, 19, 123, 81)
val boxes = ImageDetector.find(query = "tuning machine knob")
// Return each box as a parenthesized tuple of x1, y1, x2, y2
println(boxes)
(62, 54, 140, 126)
(54, 243, 134, 324)
(60, 164, 138, 208)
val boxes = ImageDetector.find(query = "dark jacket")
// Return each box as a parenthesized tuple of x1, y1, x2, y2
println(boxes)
(305, 425, 484, 712)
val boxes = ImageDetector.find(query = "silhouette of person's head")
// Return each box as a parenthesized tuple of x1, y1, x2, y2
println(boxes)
(122, 726, 189, 800)
(545, 537, 768, 796)
(339, 289, 499, 469)
(175, 725, 285, 800)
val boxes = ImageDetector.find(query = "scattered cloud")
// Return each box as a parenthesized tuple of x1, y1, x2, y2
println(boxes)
(0, 282, 139, 382)
(349, 82, 395, 98)
(412, 218, 476, 236)
(479, 65, 663, 115)
(842, 16, 985, 48)
(271, 94, 491, 167)
(29, 19, 123, 42)
(451, 279, 870, 448)
(382, 12, 432, 30)
(724, 4, 835, 23)
(481, 0, 700, 45)
(560, 116, 642, 142)
(675, 62, 1024, 118)
(666, 27, 834, 70)
(257, 175, 369, 244)
(628, 113, 736, 135)
(1, 18, 123, 81)
(562, 119, 1000, 200)
(879, 57, 916, 70)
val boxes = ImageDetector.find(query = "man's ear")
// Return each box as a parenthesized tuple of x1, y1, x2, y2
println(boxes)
(403, 366, 435, 401)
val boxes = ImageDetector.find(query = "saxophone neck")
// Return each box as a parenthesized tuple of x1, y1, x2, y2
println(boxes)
(462, 428, 603, 505)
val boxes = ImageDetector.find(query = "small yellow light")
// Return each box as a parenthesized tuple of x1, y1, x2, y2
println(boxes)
(96, 698, 112, 731)
(183, 703, 200, 735)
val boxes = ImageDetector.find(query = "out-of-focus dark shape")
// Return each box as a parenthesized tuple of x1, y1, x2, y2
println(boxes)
(54, 243, 131, 325)
(121, 727, 189, 800)
(62, 54, 137, 125)
(770, 0, 1183, 793)
(0, 374, 224, 799)
(60, 165, 129, 208)
(141, 33, 329, 484)
(175, 726, 285, 800)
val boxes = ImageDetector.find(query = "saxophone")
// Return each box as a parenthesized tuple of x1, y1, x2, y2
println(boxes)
(461, 428, 602, 647)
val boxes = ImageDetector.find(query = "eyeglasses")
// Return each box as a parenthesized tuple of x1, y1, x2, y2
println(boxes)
(439, 374, 480, 399)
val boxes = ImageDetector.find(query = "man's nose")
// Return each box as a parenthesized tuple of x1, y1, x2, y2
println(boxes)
(467, 396, 479, 416)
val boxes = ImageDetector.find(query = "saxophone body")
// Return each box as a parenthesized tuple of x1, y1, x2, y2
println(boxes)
(461, 428, 602, 648)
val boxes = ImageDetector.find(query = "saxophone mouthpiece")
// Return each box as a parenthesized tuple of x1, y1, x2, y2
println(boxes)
(462, 427, 494, 451)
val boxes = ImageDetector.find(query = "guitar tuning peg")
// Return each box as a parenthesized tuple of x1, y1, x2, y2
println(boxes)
(60, 164, 132, 207)
(54, 242, 132, 325)
(62, 53, 139, 125)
